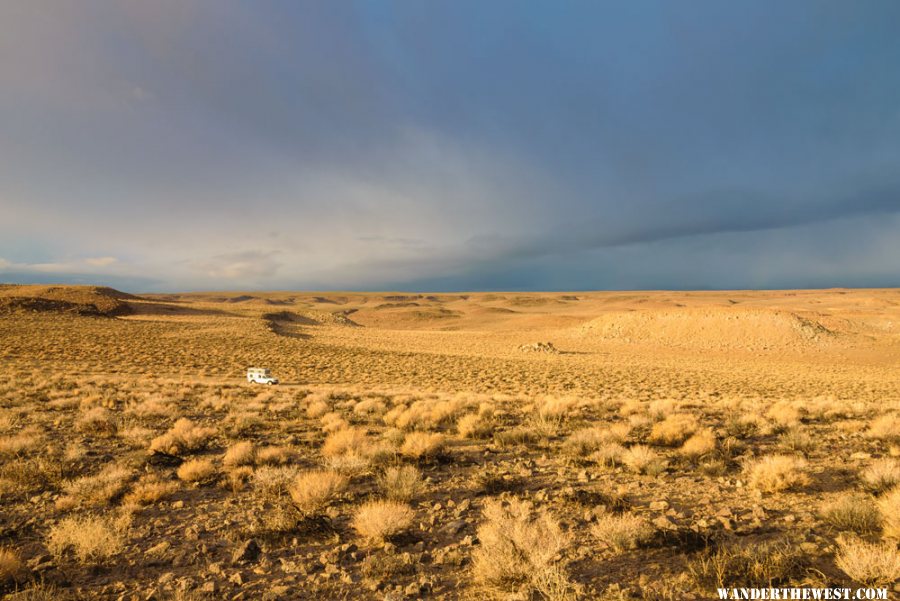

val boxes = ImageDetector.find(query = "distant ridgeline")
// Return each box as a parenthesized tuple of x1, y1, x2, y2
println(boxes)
(0, 285, 136, 316)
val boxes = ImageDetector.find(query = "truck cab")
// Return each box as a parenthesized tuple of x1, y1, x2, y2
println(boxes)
(246, 367, 279, 385)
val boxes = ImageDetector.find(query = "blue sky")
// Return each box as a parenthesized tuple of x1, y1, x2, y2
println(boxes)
(1, 1, 899, 291)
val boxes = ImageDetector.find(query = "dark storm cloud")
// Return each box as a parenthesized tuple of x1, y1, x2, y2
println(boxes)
(0, 1, 898, 291)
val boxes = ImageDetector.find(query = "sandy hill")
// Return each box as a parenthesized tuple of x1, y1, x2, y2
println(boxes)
(0, 284, 136, 316)
(575, 307, 847, 350)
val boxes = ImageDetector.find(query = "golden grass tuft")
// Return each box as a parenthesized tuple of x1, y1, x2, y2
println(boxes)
(0, 432, 43, 459)
(562, 428, 605, 457)
(252, 465, 299, 499)
(288, 469, 348, 515)
(322, 427, 369, 458)
(74, 407, 118, 436)
(622, 445, 666, 475)
(148, 418, 216, 456)
(223, 441, 255, 468)
(377, 465, 424, 502)
(867, 414, 900, 442)
(472, 498, 573, 598)
(679, 428, 717, 459)
(400, 432, 445, 460)
(590, 511, 655, 553)
(0, 547, 25, 586)
(745, 455, 810, 493)
(819, 493, 880, 534)
(766, 401, 804, 428)
(860, 458, 900, 493)
(457, 413, 493, 439)
(834, 536, 900, 586)
(57, 464, 133, 510)
(123, 474, 179, 506)
(351, 500, 414, 543)
(255, 445, 293, 466)
(689, 538, 805, 588)
(648, 413, 698, 446)
(176, 458, 217, 484)
(877, 486, 900, 539)
(46, 514, 128, 563)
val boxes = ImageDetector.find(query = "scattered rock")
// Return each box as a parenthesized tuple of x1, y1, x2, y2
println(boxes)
(518, 341, 560, 354)
(652, 515, 677, 531)
(232, 539, 261, 564)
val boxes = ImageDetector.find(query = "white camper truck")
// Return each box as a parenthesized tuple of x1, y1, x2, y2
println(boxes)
(246, 367, 279, 385)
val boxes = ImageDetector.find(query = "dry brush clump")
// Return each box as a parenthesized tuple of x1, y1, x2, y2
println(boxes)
(590, 442, 627, 469)
(148, 418, 216, 456)
(256, 445, 293, 466)
(778, 427, 815, 454)
(74, 407, 118, 436)
(819, 493, 881, 534)
(679, 428, 717, 459)
(689, 538, 806, 589)
(378, 465, 424, 502)
(648, 413, 698, 446)
(766, 401, 804, 429)
(0, 431, 43, 459)
(877, 486, 900, 539)
(867, 413, 900, 443)
(352, 500, 414, 544)
(0, 547, 26, 588)
(46, 513, 129, 563)
(123, 474, 179, 506)
(56, 463, 134, 510)
(622, 445, 667, 476)
(745, 455, 810, 493)
(321, 426, 379, 472)
(288, 469, 348, 515)
(834, 536, 900, 586)
(590, 511, 655, 553)
(457, 413, 494, 439)
(252, 465, 301, 505)
(562, 428, 606, 458)
(860, 458, 900, 493)
(472, 498, 574, 599)
(400, 431, 445, 460)
(176, 458, 217, 484)
(223, 440, 255, 468)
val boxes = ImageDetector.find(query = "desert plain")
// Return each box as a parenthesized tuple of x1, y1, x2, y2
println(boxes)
(0, 284, 899, 600)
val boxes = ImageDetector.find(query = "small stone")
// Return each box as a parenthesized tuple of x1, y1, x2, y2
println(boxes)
(229, 571, 246, 585)
(232, 539, 261, 564)
(405, 582, 422, 597)
(146, 541, 171, 556)
(201, 581, 217, 593)
(649, 500, 669, 511)
(652, 515, 677, 531)
(441, 519, 467, 536)
(158, 572, 175, 585)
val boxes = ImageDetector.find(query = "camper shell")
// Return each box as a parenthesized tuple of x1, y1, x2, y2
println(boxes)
(246, 367, 279, 385)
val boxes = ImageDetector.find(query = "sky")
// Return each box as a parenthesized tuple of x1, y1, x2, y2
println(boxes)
(1, 1, 899, 292)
